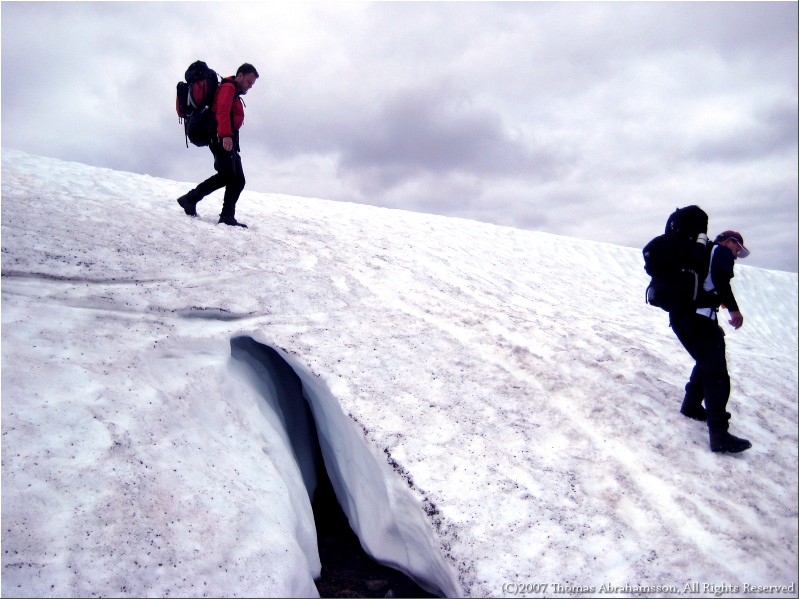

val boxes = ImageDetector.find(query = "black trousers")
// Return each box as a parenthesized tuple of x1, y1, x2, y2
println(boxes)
(669, 311, 731, 432)
(193, 141, 245, 219)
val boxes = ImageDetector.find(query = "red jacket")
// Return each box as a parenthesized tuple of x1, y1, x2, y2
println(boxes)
(213, 77, 244, 139)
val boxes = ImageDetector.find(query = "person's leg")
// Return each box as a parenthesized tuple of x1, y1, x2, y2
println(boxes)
(670, 312, 705, 418)
(217, 151, 245, 223)
(689, 318, 750, 452)
(177, 144, 226, 216)
(670, 313, 748, 452)
(680, 366, 707, 420)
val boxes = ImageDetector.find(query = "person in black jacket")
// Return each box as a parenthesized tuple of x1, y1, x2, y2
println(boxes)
(669, 230, 752, 453)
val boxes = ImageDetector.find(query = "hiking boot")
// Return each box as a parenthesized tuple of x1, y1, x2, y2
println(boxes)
(218, 216, 248, 228)
(177, 192, 199, 217)
(709, 431, 752, 453)
(680, 403, 707, 421)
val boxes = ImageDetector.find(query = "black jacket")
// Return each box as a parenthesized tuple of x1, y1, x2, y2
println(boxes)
(707, 244, 739, 312)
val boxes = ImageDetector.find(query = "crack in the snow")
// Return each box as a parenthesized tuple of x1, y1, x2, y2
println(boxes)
(229, 335, 458, 598)
(1, 270, 167, 285)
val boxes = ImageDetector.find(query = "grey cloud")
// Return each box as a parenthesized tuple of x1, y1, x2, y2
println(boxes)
(690, 101, 799, 163)
(255, 80, 569, 201)
(340, 85, 558, 180)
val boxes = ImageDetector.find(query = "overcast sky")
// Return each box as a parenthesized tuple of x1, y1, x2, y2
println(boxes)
(2, 1, 797, 272)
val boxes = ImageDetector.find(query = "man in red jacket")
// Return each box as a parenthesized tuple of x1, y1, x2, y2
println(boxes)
(177, 63, 259, 227)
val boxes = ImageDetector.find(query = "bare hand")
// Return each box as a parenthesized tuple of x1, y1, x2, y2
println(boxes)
(728, 310, 744, 329)
(222, 137, 233, 152)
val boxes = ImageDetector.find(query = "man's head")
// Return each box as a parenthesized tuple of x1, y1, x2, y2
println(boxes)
(235, 63, 259, 95)
(715, 230, 750, 259)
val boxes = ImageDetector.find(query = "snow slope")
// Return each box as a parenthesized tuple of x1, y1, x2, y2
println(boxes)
(1, 149, 797, 598)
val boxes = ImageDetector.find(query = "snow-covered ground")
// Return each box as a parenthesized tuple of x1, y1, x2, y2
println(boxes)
(1, 148, 796, 598)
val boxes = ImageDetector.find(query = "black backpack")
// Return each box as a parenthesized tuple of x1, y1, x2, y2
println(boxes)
(643, 206, 719, 313)
(176, 61, 220, 147)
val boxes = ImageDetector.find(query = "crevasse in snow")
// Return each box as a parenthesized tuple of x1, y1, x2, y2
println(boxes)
(230, 335, 461, 597)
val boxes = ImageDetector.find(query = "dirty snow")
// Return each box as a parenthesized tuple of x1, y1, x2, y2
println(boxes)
(1, 149, 797, 598)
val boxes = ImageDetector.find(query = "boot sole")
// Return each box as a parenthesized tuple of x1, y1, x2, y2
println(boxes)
(681, 411, 706, 421)
(711, 441, 752, 453)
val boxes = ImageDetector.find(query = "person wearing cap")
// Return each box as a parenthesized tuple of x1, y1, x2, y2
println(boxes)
(669, 230, 752, 453)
